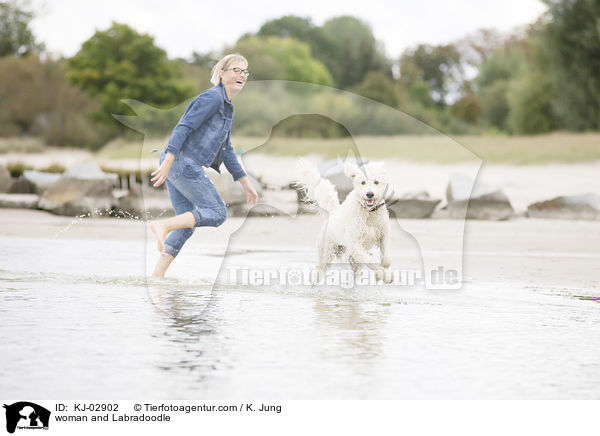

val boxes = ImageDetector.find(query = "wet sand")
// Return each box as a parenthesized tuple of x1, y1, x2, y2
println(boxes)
(3, 208, 599, 292)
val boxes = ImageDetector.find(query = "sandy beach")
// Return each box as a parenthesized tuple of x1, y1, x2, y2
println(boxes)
(3, 207, 599, 293)
(3, 147, 600, 292)
(3, 161, 600, 400)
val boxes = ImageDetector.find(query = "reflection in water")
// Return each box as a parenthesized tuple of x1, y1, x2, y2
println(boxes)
(313, 298, 389, 362)
(147, 281, 226, 381)
(2, 236, 600, 399)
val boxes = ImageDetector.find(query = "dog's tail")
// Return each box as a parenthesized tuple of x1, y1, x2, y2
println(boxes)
(296, 157, 339, 213)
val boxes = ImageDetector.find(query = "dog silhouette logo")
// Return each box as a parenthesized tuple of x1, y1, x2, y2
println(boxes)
(3, 402, 50, 433)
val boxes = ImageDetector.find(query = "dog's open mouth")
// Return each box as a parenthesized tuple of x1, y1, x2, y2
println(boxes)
(365, 198, 376, 208)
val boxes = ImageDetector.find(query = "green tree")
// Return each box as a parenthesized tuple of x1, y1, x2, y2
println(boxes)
(542, 0, 600, 130)
(476, 46, 525, 89)
(257, 15, 333, 69)
(474, 29, 561, 134)
(0, 0, 43, 57)
(232, 36, 333, 85)
(451, 92, 481, 125)
(258, 15, 315, 41)
(404, 81, 437, 109)
(400, 44, 463, 108)
(478, 80, 510, 130)
(318, 16, 391, 89)
(352, 71, 401, 107)
(454, 28, 508, 70)
(507, 72, 559, 134)
(475, 45, 526, 130)
(67, 22, 193, 132)
(189, 50, 217, 69)
(251, 15, 392, 89)
(0, 56, 101, 146)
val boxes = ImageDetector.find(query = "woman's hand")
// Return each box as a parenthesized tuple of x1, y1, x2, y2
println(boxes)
(238, 176, 258, 206)
(245, 185, 259, 206)
(151, 153, 175, 187)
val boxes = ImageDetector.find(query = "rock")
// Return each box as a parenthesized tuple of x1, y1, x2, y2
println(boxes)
(289, 158, 369, 206)
(63, 162, 117, 181)
(527, 194, 600, 220)
(245, 189, 298, 217)
(114, 186, 173, 220)
(114, 172, 273, 219)
(446, 173, 514, 220)
(387, 191, 441, 218)
(141, 195, 175, 219)
(8, 176, 34, 194)
(0, 193, 39, 209)
(318, 158, 368, 201)
(23, 170, 61, 195)
(38, 162, 118, 216)
(206, 171, 263, 206)
(227, 189, 298, 217)
(0, 166, 11, 193)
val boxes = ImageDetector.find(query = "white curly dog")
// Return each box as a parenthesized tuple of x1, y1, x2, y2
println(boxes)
(297, 158, 393, 284)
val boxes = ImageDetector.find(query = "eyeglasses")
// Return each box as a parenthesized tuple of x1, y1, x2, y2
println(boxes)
(224, 67, 250, 77)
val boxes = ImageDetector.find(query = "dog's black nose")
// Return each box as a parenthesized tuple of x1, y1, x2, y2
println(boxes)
(366, 192, 374, 199)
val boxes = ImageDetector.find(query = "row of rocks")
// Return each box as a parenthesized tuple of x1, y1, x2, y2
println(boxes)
(1, 161, 599, 221)
(0, 163, 120, 217)
(0, 162, 298, 219)
(305, 160, 600, 221)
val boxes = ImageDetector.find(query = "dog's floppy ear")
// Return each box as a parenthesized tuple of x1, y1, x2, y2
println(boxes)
(343, 161, 361, 179)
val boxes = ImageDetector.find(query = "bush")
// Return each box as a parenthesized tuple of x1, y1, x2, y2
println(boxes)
(38, 163, 65, 173)
(451, 93, 481, 125)
(0, 137, 45, 153)
(507, 73, 559, 134)
(479, 79, 510, 130)
(0, 55, 103, 148)
(6, 160, 31, 177)
(352, 71, 401, 107)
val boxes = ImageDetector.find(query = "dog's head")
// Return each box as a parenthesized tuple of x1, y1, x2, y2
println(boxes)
(344, 161, 388, 210)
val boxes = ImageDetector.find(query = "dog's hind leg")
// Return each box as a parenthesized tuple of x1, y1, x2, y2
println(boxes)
(314, 226, 332, 284)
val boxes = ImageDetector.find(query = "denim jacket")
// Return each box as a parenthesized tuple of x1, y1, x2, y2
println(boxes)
(164, 82, 246, 181)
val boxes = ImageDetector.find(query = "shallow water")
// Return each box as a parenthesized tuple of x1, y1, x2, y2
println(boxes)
(1, 234, 600, 399)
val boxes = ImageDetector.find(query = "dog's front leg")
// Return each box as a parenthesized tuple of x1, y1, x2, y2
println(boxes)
(348, 243, 382, 282)
(379, 233, 393, 284)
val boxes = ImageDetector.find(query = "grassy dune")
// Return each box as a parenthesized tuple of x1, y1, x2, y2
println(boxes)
(6, 132, 600, 165)
(232, 132, 600, 164)
(0, 137, 46, 154)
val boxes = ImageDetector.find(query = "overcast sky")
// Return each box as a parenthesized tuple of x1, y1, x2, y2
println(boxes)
(30, 0, 547, 60)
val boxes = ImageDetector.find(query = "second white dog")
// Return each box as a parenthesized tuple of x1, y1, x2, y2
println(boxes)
(297, 158, 393, 284)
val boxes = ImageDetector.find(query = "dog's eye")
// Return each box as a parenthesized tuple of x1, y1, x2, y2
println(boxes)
(374, 181, 379, 185)
(361, 181, 366, 185)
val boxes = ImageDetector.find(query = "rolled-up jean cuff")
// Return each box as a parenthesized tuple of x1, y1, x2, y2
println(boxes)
(232, 171, 246, 182)
(191, 209, 203, 227)
(164, 243, 180, 258)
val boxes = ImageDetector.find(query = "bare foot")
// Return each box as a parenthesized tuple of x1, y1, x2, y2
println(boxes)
(152, 253, 174, 278)
(150, 220, 169, 253)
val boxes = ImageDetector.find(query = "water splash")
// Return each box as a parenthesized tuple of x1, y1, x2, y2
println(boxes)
(51, 207, 171, 239)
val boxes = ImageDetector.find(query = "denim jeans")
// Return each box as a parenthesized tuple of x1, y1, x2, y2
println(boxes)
(160, 151, 227, 258)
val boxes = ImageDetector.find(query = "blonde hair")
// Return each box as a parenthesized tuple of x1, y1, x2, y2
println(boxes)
(210, 54, 248, 85)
